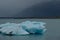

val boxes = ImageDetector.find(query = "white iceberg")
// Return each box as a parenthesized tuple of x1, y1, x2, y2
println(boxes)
(0, 21, 47, 35)
(0, 22, 29, 35)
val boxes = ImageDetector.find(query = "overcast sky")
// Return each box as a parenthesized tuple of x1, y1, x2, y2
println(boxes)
(0, 0, 43, 17)
(0, 0, 60, 17)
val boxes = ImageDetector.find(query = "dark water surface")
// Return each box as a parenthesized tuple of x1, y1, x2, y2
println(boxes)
(0, 19, 60, 40)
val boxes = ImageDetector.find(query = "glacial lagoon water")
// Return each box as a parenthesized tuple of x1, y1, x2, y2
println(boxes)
(0, 19, 60, 40)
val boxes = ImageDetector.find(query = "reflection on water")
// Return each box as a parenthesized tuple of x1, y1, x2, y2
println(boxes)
(0, 19, 60, 40)
(0, 34, 46, 40)
(0, 19, 47, 40)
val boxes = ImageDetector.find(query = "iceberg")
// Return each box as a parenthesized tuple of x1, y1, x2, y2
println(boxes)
(0, 22, 29, 35)
(0, 21, 46, 36)
(21, 21, 46, 34)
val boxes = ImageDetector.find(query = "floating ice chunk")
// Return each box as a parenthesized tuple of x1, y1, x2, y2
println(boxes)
(0, 21, 46, 36)
(21, 21, 46, 34)
(0, 23, 29, 35)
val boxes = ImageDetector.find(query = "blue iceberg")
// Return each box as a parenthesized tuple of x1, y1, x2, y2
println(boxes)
(0, 21, 46, 36)
(21, 21, 46, 34)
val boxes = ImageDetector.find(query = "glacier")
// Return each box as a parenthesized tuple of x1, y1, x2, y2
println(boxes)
(0, 21, 46, 36)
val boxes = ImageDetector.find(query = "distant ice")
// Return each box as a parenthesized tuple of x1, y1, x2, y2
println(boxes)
(0, 21, 46, 36)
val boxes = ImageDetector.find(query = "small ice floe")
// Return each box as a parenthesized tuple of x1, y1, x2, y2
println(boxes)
(0, 21, 47, 36)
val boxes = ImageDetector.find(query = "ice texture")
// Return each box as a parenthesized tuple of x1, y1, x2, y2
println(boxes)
(0, 22, 29, 35)
(21, 21, 46, 34)
(0, 21, 46, 35)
